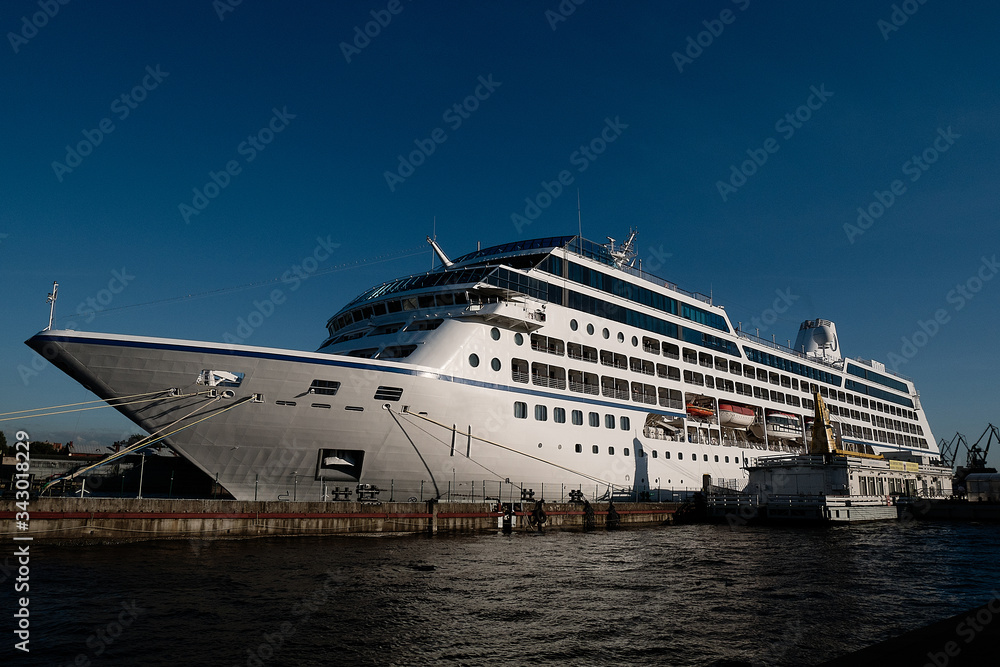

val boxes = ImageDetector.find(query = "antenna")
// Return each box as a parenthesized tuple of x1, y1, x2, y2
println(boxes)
(577, 189, 582, 240)
(46, 281, 59, 331)
(431, 216, 436, 270)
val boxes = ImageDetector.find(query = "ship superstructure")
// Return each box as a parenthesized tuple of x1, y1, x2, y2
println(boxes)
(27, 233, 947, 502)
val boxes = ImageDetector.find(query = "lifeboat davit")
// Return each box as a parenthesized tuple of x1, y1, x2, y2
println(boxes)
(718, 403, 755, 429)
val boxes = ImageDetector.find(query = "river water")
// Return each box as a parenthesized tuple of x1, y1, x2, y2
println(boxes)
(16, 520, 1000, 666)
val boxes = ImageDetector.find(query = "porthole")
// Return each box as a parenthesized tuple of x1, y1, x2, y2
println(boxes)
(538, 442, 543, 448)
(514, 333, 524, 346)
(631, 336, 638, 347)
(491, 358, 501, 371)
(575, 444, 583, 453)
(592, 445, 599, 454)
(602, 328, 610, 339)
(617, 332, 624, 343)
(570, 319, 579, 331)
(586, 323, 595, 335)
(469, 354, 480, 367)
(490, 327, 501, 341)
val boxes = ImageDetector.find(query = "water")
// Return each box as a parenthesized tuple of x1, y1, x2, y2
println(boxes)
(15, 521, 1000, 666)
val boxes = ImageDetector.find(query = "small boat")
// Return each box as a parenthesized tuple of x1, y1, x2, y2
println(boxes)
(750, 411, 801, 441)
(686, 403, 714, 419)
(718, 402, 755, 428)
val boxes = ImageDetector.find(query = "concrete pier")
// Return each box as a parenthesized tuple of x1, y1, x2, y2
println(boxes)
(0, 498, 679, 543)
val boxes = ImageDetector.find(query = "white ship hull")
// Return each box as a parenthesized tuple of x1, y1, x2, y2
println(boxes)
(28, 330, 756, 501)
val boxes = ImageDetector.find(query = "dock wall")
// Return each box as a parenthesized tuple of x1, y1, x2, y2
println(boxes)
(0, 498, 678, 543)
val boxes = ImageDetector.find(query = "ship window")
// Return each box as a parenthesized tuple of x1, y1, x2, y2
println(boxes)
(276, 400, 296, 406)
(704, 454, 709, 461)
(491, 358, 501, 371)
(514, 333, 524, 346)
(469, 354, 480, 367)
(725, 456, 730, 463)
(310, 380, 341, 396)
(554, 407, 566, 423)
(603, 327, 610, 339)
(570, 319, 579, 331)
(572, 410, 583, 425)
(663, 342, 679, 359)
(514, 402, 527, 419)
(592, 445, 599, 454)
(620, 416, 630, 430)
(535, 405, 547, 421)
(511, 358, 528, 383)
(587, 323, 595, 335)
(405, 319, 443, 332)
(379, 345, 417, 360)
(617, 332, 625, 343)
(652, 450, 658, 458)
(575, 444, 582, 453)
(387, 300, 402, 313)
(491, 327, 501, 340)
(605, 414, 615, 429)
(624, 448, 630, 456)
(631, 336, 638, 347)
(608, 447, 615, 455)
(589, 412, 600, 427)
(665, 452, 671, 459)
(311, 403, 331, 409)
(436, 293, 454, 307)
(714, 455, 719, 462)
(678, 452, 683, 460)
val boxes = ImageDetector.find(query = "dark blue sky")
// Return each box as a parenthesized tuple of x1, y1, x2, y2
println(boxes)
(2, 1, 998, 466)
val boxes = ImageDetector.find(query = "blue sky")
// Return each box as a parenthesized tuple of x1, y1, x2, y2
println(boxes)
(1, 1, 998, 467)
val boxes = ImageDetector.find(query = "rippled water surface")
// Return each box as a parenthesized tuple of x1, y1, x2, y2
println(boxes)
(20, 521, 1000, 666)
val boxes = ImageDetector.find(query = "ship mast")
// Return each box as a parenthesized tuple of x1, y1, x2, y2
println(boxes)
(605, 228, 638, 268)
(45, 281, 59, 331)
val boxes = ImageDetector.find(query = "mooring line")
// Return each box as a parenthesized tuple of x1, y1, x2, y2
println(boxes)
(399, 409, 618, 489)
(0, 389, 209, 422)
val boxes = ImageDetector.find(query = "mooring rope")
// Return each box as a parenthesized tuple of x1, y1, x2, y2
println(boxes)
(0, 389, 206, 422)
(397, 408, 619, 489)
(41, 395, 255, 493)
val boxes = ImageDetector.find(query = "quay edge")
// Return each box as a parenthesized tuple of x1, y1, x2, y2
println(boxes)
(0, 498, 680, 544)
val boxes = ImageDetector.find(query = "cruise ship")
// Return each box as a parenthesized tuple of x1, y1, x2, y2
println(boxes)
(27, 232, 950, 502)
